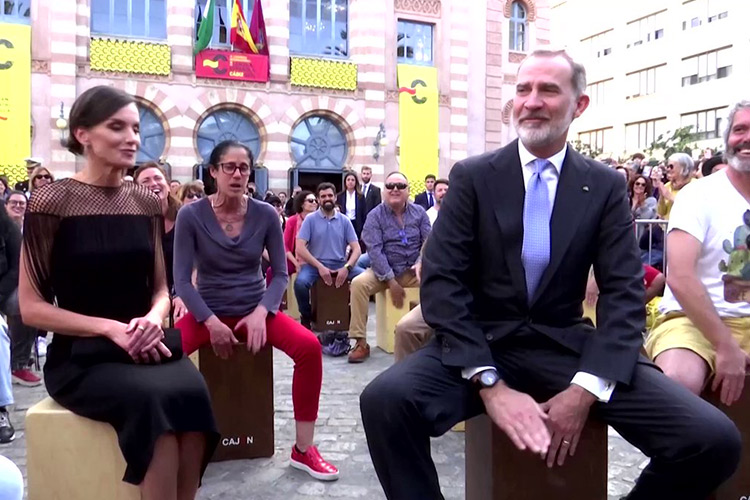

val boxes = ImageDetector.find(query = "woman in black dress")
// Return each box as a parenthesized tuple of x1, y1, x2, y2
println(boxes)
(18, 86, 218, 499)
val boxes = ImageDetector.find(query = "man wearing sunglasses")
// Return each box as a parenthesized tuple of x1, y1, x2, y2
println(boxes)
(361, 49, 739, 500)
(347, 172, 431, 363)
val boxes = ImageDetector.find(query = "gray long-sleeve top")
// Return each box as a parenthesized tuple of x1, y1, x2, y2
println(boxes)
(173, 197, 288, 322)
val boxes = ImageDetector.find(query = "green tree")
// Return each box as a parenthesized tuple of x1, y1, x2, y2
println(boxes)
(646, 126, 698, 160)
(571, 140, 602, 160)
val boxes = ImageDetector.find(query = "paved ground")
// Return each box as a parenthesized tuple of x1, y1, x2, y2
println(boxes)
(3, 305, 647, 499)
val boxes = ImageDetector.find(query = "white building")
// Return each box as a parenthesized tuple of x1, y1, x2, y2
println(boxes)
(550, 0, 749, 160)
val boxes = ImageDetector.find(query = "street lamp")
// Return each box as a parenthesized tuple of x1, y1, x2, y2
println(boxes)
(55, 102, 68, 147)
(372, 123, 389, 161)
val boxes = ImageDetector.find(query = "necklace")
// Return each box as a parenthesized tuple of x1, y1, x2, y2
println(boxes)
(211, 195, 247, 233)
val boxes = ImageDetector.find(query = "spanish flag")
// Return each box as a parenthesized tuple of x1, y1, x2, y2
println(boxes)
(231, 0, 267, 55)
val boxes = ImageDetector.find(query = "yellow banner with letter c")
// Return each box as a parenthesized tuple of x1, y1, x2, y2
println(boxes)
(0, 23, 31, 177)
(397, 64, 438, 195)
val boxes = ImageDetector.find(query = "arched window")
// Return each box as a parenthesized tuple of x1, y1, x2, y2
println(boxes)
(509, 1, 527, 52)
(290, 115, 348, 169)
(196, 109, 261, 162)
(136, 105, 166, 164)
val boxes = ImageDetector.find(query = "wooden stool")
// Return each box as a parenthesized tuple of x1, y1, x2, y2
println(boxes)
(311, 279, 350, 331)
(26, 397, 139, 500)
(195, 345, 275, 462)
(375, 287, 420, 353)
(704, 379, 750, 500)
(283, 274, 300, 320)
(466, 413, 607, 500)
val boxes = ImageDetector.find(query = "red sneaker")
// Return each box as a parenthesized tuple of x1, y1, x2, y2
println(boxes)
(12, 369, 42, 387)
(290, 445, 339, 481)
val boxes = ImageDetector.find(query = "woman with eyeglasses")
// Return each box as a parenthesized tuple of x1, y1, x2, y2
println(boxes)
(29, 167, 54, 193)
(174, 140, 339, 481)
(652, 153, 695, 220)
(5, 193, 26, 230)
(284, 191, 317, 275)
(134, 163, 187, 324)
(177, 181, 205, 206)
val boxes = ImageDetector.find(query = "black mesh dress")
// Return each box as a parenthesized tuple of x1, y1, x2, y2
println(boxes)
(23, 179, 218, 485)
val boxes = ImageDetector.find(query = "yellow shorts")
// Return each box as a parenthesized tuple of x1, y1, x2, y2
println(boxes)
(645, 313, 750, 371)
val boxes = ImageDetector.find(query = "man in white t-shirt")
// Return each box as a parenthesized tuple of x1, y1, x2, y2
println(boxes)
(646, 100, 750, 406)
(425, 178, 449, 226)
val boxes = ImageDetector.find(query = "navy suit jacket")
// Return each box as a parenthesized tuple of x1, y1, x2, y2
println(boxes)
(414, 191, 434, 210)
(420, 140, 646, 386)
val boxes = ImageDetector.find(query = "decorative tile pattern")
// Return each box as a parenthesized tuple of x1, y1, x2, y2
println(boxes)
(395, 0, 441, 16)
(290, 56, 357, 91)
(89, 38, 171, 76)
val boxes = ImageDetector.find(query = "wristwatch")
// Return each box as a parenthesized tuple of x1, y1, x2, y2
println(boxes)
(345, 264, 353, 272)
(474, 369, 500, 389)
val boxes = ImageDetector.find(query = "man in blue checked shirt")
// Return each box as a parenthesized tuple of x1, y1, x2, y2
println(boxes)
(347, 171, 431, 364)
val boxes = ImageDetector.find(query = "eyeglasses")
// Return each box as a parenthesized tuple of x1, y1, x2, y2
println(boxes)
(218, 162, 250, 175)
(8, 201, 26, 208)
(666, 164, 675, 170)
(385, 182, 408, 191)
(634, 181, 646, 186)
(185, 192, 203, 200)
(305, 198, 318, 203)
(36, 175, 52, 180)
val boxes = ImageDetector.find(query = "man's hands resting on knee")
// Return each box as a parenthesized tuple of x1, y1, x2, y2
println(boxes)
(540, 385, 596, 468)
(480, 382, 596, 467)
(479, 381, 550, 456)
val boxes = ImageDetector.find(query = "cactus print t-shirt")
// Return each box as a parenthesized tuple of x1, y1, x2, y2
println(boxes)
(659, 169, 750, 317)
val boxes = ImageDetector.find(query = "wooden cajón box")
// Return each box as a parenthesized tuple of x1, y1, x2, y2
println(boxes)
(197, 345, 275, 462)
(311, 278, 351, 331)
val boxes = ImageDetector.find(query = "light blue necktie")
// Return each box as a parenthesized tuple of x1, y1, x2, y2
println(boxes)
(522, 158, 551, 303)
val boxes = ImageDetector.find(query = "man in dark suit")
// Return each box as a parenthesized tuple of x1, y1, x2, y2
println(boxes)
(360, 166, 381, 216)
(413, 174, 436, 210)
(360, 49, 740, 500)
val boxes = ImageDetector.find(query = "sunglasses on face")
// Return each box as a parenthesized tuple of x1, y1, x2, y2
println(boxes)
(305, 198, 318, 203)
(36, 175, 52, 180)
(385, 182, 408, 191)
(666, 164, 675, 170)
(634, 181, 646, 186)
(186, 192, 203, 200)
(218, 162, 251, 175)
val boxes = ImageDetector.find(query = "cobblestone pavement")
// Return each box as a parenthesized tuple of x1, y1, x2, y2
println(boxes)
(3, 306, 647, 499)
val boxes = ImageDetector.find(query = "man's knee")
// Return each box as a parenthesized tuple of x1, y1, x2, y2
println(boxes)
(655, 350, 709, 395)
(361, 370, 411, 421)
(693, 410, 742, 479)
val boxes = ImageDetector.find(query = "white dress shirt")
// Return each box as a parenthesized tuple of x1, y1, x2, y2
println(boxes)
(346, 190, 357, 220)
(461, 141, 616, 403)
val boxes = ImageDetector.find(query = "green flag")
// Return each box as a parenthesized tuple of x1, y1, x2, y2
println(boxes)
(194, 0, 215, 54)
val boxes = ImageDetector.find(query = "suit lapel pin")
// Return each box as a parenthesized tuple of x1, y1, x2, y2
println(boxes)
(582, 185, 590, 192)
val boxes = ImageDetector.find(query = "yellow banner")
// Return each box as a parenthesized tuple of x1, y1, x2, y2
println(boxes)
(397, 64, 438, 195)
(0, 24, 31, 177)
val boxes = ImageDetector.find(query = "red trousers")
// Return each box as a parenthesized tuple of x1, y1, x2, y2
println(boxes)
(177, 311, 322, 422)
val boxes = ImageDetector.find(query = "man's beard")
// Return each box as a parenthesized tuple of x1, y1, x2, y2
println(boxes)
(322, 201, 335, 211)
(727, 142, 750, 173)
(513, 103, 575, 150)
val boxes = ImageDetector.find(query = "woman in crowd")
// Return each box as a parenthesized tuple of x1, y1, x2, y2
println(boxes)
(18, 85, 217, 499)
(6, 192, 25, 229)
(134, 163, 187, 324)
(0, 178, 10, 202)
(630, 175, 657, 220)
(652, 152, 695, 220)
(29, 167, 54, 193)
(336, 171, 365, 241)
(0, 201, 24, 441)
(177, 181, 205, 206)
(284, 190, 317, 275)
(266, 195, 287, 230)
(174, 140, 338, 481)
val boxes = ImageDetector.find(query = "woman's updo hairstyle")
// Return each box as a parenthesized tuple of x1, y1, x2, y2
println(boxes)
(66, 86, 135, 156)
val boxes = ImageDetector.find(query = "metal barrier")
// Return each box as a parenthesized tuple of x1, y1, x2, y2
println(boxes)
(634, 219, 668, 273)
